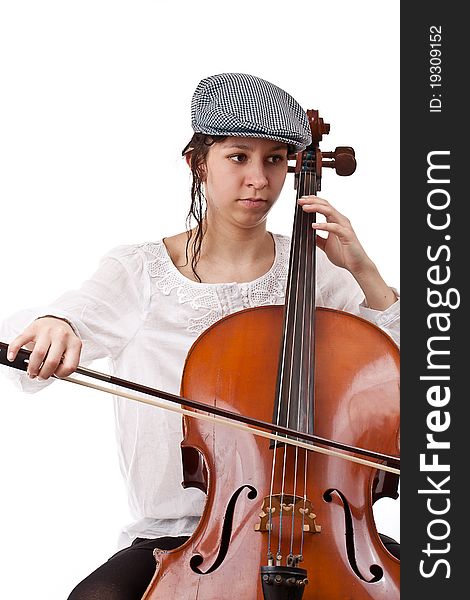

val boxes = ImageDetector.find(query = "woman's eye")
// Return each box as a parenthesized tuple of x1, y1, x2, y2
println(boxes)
(268, 155, 285, 164)
(229, 154, 246, 163)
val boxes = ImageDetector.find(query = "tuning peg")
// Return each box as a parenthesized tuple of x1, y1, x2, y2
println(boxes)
(322, 146, 356, 176)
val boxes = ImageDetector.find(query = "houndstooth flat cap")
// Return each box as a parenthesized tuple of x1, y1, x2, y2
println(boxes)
(185, 73, 312, 153)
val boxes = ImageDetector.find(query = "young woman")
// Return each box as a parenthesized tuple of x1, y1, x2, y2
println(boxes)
(1, 73, 399, 599)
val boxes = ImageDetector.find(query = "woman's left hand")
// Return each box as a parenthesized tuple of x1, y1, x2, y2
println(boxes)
(298, 195, 373, 277)
(298, 195, 398, 311)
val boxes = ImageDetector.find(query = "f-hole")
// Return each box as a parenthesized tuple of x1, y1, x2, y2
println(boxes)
(190, 485, 257, 574)
(324, 488, 384, 583)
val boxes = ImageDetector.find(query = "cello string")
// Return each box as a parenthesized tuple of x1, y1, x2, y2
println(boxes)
(267, 160, 304, 562)
(276, 161, 307, 563)
(266, 436, 277, 561)
(286, 165, 312, 561)
(268, 157, 300, 557)
(288, 173, 306, 561)
(276, 180, 303, 562)
(300, 167, 317, 559)
(296, 168, 309, 560)
(288, 163, 312, 560)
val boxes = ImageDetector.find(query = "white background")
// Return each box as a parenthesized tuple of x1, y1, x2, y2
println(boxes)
(0, 1, 400, 597)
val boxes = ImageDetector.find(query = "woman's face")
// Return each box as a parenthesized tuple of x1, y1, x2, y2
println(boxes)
(202, 137, 289, 232)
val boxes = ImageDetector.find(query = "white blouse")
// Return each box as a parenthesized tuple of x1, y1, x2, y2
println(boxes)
(0, 233, 400, 545)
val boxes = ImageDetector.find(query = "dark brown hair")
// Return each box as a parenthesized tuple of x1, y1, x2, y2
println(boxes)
(183, 133, 226, 282)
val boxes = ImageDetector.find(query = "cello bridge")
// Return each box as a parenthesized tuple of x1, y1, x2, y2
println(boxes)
(254, 494, 321, 533)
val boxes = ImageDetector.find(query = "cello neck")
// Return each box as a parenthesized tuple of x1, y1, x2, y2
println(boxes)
(272, 109, 357, 437)
(273, 148, 319, 436)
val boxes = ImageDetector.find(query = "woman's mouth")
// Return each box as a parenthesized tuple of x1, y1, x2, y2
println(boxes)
(238, 198, 267, 207)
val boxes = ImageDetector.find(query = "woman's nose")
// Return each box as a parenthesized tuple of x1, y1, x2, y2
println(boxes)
(245, 163, 269, 189)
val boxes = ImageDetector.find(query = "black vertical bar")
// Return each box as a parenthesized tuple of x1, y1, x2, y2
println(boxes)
(401, 3, 466, 598)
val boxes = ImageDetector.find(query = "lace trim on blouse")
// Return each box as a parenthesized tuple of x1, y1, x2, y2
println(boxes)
(142, 234, 290, 334)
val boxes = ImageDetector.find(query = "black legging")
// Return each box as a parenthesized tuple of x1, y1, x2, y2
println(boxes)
(67, 537, 189, 600)
(67, 533, 399, 600)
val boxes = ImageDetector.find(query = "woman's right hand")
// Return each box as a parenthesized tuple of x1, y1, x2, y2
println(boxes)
(7, 317, 82, 380)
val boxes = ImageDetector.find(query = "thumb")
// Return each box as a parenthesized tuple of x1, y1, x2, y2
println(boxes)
(315, 233, 327, 252)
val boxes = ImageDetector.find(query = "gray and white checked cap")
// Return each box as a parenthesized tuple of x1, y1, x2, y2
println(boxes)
(186, 73, 312, 152)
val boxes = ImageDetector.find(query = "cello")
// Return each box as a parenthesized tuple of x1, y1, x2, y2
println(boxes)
(0, 109, 400, 599)
(140, 109, 400, 599)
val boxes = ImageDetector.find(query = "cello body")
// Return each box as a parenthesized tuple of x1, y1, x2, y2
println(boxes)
(142, 305, 400, 599)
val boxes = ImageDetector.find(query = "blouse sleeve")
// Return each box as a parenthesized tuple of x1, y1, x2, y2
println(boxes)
(316, 249, 400, 347)
(0, 244, 151, 391)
